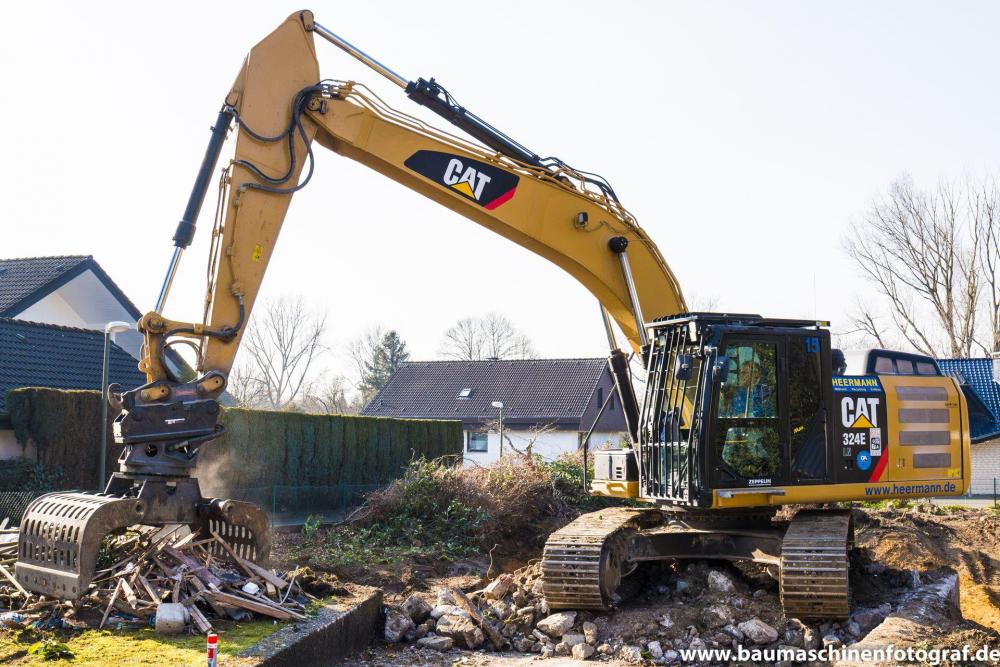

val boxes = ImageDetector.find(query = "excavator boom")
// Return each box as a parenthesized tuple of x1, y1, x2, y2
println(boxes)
(15, 9, 684, 600)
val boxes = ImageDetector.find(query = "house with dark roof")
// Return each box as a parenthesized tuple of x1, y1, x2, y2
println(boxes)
(0, 318, 148, 458)
(937, 356, 1000, 495)
(0, 255, 145, 361)
(363, 358, 628, 464)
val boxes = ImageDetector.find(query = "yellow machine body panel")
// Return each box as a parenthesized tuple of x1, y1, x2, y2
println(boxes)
(708, 374, 970, 509)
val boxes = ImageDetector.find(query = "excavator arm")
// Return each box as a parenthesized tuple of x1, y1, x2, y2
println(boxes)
(15, 10, 686, 600)
(140, 10, 685, 389)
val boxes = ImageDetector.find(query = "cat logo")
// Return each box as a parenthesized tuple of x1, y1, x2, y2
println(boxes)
(443, 158, 491, 200)
(841, 396, 879, 429)
(404, 150, 519, 210)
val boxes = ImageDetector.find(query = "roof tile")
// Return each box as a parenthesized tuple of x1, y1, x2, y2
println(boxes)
(937, 357, 1000, 442)
(362, 358, 612, 425)
(0, 255, 91, 315)
(0, 318, 146, 413)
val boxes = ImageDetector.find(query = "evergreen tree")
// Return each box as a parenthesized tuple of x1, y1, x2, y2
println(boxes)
(359, 329, 410, 400)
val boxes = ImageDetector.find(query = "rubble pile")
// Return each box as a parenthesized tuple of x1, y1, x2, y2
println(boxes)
(0, 520, 315, 635)
(381, 560, 895, 663)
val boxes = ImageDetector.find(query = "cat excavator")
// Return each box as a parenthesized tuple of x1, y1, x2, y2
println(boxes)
(17, 11, 971, 620)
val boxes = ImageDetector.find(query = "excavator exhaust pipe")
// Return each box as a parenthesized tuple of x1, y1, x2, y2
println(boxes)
(16, 477, 269, 599)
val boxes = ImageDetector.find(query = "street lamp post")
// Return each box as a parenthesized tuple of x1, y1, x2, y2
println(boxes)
(491, 401, 504, 459)
(100, 321, 132, 491)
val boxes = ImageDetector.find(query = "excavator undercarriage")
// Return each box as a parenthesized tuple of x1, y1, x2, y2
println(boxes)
(542, 507, 852, 620)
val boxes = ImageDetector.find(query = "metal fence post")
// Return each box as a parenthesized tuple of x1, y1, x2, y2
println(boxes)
(272, 485, 277, 528)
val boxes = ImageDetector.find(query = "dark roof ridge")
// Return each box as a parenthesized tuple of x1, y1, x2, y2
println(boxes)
(0, 254, 91, 262)
(0, 316, 111, 336)
(402, 357, 608, 364)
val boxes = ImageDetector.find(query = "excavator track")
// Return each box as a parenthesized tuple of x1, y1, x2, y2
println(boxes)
(779, 510, 853, 619)
(541, 507, 660, 610)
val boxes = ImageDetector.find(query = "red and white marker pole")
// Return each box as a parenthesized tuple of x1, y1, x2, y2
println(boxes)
(206, 632, 218, 667)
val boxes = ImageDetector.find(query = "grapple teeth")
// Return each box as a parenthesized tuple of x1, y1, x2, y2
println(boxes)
(15, 492, 147, 599)
(197, 499, 271, 562)
(15, 489, 271, 600)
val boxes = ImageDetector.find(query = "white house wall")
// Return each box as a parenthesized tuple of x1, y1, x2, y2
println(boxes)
(17, 290, 88, 328)
(970, 439, 1000, 495)
(14, 269, 143, 359)
(461, 429, 626, 466)
(0, 429, 35, 460)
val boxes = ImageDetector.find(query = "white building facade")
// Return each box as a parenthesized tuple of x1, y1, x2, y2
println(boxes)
(363, 358, 629, 466)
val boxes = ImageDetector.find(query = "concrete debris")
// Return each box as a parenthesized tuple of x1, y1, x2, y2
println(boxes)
(436, 613, 485, 649)
(416, 635, 454, 651)
(738, 618, 779, 644)
(582, 620, 598, 644)
(701, 604, 733, 629)
(401, 593, 432, 624)
(483, 573, 513, 600)
(619, 644, 644, 664)
(536, 610, 577, 637)
(707, 570, 736, 594)
(383, 609, 414, 643)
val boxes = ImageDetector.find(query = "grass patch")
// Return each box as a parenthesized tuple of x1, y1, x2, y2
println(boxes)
(0, 617, 282, 666)
(858, 498, 914, 510)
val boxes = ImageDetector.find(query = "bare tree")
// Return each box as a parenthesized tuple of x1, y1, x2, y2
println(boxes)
(440, 312, 537, 360)
(349, 326, 385, 384)
(687, 292, 721, 313)
(478, 419, 557, 460)
(228, 363, 266, 408)
(972, 178, 1000, 352)
(233, 295, 327, 409)
(298, 375, 364, 414)
(845, 175, 999, 357)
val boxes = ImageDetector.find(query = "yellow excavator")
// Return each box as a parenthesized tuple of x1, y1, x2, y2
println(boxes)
(17, 11, 971, 620)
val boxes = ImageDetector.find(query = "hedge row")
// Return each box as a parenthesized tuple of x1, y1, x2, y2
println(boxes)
(5, 388, 462, 495)
(201, 408, 461, 489)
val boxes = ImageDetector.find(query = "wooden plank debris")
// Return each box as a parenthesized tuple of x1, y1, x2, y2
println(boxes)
(0, 517, 306, 635)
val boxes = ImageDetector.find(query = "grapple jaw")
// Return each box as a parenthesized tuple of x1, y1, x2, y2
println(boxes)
(15, 478, 269, 600)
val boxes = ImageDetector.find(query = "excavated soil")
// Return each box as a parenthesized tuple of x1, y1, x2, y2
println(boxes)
(273, 504, 1000, 665)
(854, 504, 1000, 633)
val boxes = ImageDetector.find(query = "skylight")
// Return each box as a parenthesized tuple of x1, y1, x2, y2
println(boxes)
(457, 388, 472, 399)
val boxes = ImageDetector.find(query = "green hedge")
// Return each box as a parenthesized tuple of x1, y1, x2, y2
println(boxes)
(5, 388, 463, 497)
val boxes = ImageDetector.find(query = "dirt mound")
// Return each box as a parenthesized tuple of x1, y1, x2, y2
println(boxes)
(854, 504, 1000, 632)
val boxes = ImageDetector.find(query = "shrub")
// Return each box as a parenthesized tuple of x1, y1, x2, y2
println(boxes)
(323, 452, 624, 565)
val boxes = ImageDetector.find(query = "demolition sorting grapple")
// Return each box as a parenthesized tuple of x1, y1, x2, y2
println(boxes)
(16, 378, 270, 599)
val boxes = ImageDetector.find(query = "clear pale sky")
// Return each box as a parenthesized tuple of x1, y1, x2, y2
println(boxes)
(2, 1, 997, 381)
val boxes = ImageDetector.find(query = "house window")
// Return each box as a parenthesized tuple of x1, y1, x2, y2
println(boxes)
(597, 387, 604, 407)
(458, 388, 473, 399)
(467, 432, 489, 452)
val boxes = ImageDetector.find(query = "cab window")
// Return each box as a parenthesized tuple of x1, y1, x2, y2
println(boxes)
(714, 342, 780, 482)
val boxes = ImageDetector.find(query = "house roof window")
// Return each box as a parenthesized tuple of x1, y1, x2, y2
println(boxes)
(458, 388, 473, 399)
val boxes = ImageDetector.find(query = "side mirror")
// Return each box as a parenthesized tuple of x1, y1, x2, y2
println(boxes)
(711, 352, 730, 383)
(674, 354, 694, 381)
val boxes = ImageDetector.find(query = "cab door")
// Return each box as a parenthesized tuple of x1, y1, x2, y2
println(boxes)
(710, 337, 786, 488)
(709, 332, 830, 489)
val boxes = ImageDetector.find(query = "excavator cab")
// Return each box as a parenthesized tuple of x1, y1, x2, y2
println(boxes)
(595, 313, 835, 506)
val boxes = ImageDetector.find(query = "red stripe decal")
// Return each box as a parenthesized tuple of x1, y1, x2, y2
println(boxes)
(868, 450, 889, 483)
(483, 187, 517, 210)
